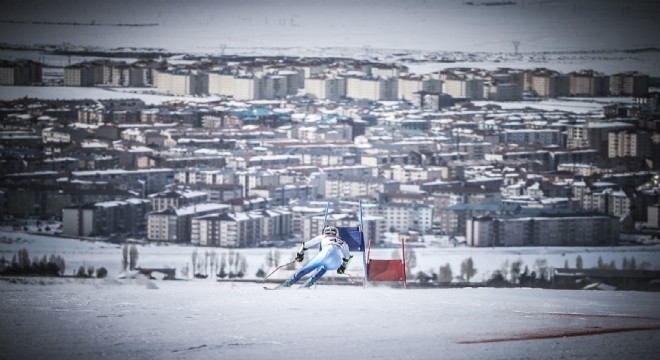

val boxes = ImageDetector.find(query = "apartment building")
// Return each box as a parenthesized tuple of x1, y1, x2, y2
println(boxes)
(295, 123, 353, 142)
(304, 75, 346, 101)
(156, 69, 208, 96)
(525, 69, 570, 97)
(64, 64, 96, 86)
(322, 176, 399, 199)
(62, 198, 150, 237)
(382, 165, 446, 183)
(549, 149, 600, 170)
(610, 71, 649, 97)
(500, 129, 561, 147)
(608, 130, 653, 159)
(581, 188, 632, 218)
(397, 75, 442, 101)
(149, 189, 209, 212)
(569, 70, 610, 97)
(440, 203, 519, 236)
(382, 202, 433, 233)
(190, 211, 262, 247)
(191, 208, 291, 247)
(147, 203, 230, 243)
(345, 76, 397, 101)
(466, 214, 619, 247)
(71, 168, 174, 196)
(412, 92, 456, 111)
(566, 121, 635, 156)
(111, 64, 145, 87)
(0, 59, 42, 85)
(608, 130, 637, 158)
(208, 71, 301, 100)
(41, 127, 91, 144)
(483, 82, 523, 101)
(371, 63, 404, 78)
(443, 78, 484, 100)
(485, 150, 552, 171)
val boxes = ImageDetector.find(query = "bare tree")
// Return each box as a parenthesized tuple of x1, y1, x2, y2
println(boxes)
(510, 259, 523, 284)
(192, 249, 198, 274)
(122, 244, 128, 271)
(218, 253, 227, 278)
(273, 249, 281, 267)
(460, 257, 477, 282)
(204, 251, 210, 275)
(129, 245, 139, 271)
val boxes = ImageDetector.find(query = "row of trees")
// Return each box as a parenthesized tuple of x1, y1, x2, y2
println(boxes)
(414, 255, 654, 286)
(182, 249, 249, 279)
(0, 248, 108, 278)
(0, 248, 65, 276)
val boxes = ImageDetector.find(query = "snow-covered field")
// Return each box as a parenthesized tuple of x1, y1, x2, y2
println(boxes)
(2, 230, 660, 284)
(2, 228, 660, 359)
(1, 277, 660, 359)
(1, 0, 659, 76)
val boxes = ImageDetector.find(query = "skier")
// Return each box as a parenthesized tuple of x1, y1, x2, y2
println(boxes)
(279, 226, 353, 288)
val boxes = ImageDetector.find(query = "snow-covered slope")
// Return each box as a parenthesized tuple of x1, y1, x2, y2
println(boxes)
(1, 279, 660, 359)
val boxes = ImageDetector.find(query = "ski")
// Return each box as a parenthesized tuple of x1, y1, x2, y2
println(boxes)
(263, 286, 283, 290)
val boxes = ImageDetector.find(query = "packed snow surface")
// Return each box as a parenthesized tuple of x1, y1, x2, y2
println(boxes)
(2, 230, 660, 359)
(1, 279, 660, 360)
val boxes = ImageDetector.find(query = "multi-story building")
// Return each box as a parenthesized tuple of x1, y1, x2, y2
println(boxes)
(483, 82, 523, 101)
(345, 76, 397, 101)
(382, 165, 446, 183)
(526, 69, 570, 97)
(149, 189, 209, 212)
(608, 130, 637, 158)
(466, 214, 619, 247)
(581, 188, 632, 218)
(64, 64, 96, 86)
(397, 75, 442, 101)
(500, 129, 561, 147)
(71, 168, 174, 196)
(62, 198, 150, 237)
(610, 71, 649, 97)
(382, 202, 433, 233)
(440, 203, 519, 236)
(304, 75, 346, 101)
(156, 69, 208, 96)
(147, 203, 230, 243)
(190, 211, 263, 247)
(412, 92, 456, 111)
(250, 184, 316, 206)
(566, 120, 635, 157)
(0, 59, 42, 85)
(569, 70, 610, 96)
(322, 176, 399, 199)
(443, 78, 484, 100)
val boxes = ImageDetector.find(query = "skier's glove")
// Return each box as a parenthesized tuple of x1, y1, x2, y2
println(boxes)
(337, 256, 352, 274)
(295, 252, 304, 262)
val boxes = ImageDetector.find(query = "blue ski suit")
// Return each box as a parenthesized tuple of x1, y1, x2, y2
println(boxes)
(282, 233, 351, 288)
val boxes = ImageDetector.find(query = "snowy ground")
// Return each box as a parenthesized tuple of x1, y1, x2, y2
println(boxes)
(1, 278, 660, 360)
(2, 230, 660, 285)
(1, 0, 659, 77)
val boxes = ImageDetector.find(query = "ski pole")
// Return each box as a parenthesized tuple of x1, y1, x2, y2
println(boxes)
(264, 259, 297, 280)
(343, 272, 354, 284)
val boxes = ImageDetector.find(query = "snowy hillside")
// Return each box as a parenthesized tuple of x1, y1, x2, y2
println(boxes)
(1, 0, 659, 76)
(1, 278, 660, 359)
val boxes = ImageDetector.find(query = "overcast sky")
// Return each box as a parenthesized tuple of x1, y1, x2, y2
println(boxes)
(1, 0, 659, 53)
